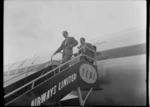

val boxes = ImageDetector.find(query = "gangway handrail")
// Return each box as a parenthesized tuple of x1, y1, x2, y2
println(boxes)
(5, 55, 97, 106)
(4, 63, 40, 74)
(4, 58, 55, 84)
(4, 46, 97, 100)
(50, 52, 63, 69)
(4, 54, 81, 99)
(39, 52, 62, 77)
(80, 44, 97, 65)
(4, 46, 96, 83)
(4, 53, 63, 84)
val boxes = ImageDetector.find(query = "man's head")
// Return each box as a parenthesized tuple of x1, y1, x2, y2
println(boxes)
(80, 37, 85, 45)
(63, 31, 68, 38)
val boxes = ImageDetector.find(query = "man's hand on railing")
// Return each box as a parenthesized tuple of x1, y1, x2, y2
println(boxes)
(73, 53, 78, 57)
(53, 51, 63, 56)
(53, 52, 57, 56)
(59, 52, 63, 54)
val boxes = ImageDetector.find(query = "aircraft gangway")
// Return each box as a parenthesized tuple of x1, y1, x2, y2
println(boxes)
(4, 46, 101, 106)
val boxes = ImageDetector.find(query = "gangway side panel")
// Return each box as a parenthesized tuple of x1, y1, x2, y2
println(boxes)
(6, 61, 99, 106)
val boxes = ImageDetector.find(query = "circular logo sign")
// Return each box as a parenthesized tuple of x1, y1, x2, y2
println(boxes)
(79, 64, 97, 84)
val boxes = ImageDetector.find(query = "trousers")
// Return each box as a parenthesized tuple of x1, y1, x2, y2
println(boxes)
(61, 53, 72, 70)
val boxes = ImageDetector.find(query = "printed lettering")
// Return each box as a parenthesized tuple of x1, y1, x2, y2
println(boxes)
(64, 79, 67, 86)
(53, 85, 57, 95)
(37, 97, 41, 106)
(66, 77, 69, 85)
(82, 68, 85, 76)
(46, 90, 50, 100)
(31, 100, 34, 106)
(50, 87, 53, 97)
(79, 64, 97, 84)
(74, 73, 77, 81)
(34, 99, 37, 106)
(86, 70, 88, 78)
(41, 92, 46, 103)
(89, 72, 92, 79)
(31, 73, 77, 106)
(58, 82, 61, 90)
(58, 73, 76, 91)
(93, 73, 95, 80)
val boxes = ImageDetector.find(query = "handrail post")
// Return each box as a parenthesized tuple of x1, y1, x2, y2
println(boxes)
(77, 87, 84, 106)
(77, 87, 93, 106)
(59, 67, 61, 73)
(26, 71, 29, 79)
(31, 82, 34, 89)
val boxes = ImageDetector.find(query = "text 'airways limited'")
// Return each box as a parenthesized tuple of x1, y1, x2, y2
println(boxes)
(31, 73, 77, 106)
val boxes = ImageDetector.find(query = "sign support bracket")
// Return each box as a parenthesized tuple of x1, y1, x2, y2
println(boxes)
(77, 87, 93, 106)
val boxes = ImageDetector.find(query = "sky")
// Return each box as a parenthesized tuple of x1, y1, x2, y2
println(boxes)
(4, 0, 146, 65)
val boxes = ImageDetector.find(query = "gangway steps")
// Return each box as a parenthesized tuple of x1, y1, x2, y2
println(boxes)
(4, 65, 58, 104)
(4, 65, 57, 95)
(5, 61, 100, 106)
(5, 45, 99, 106)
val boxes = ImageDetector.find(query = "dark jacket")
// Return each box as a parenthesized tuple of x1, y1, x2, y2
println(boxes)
(55, 37, 78, 55)
(78, 43, 96, 62)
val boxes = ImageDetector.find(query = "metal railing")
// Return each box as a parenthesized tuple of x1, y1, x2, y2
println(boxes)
(4, 61, 52, 85)
(80, 45, 97, 65)
(4, 55, 79, 99)
(4, 45, 97, 100)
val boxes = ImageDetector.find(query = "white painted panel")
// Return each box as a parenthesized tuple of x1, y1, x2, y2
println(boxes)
(90, 54, 147, 105)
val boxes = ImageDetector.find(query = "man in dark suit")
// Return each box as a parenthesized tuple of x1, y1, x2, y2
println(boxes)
(53, 31, 78, 69)
(77, 37, 96, 64)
